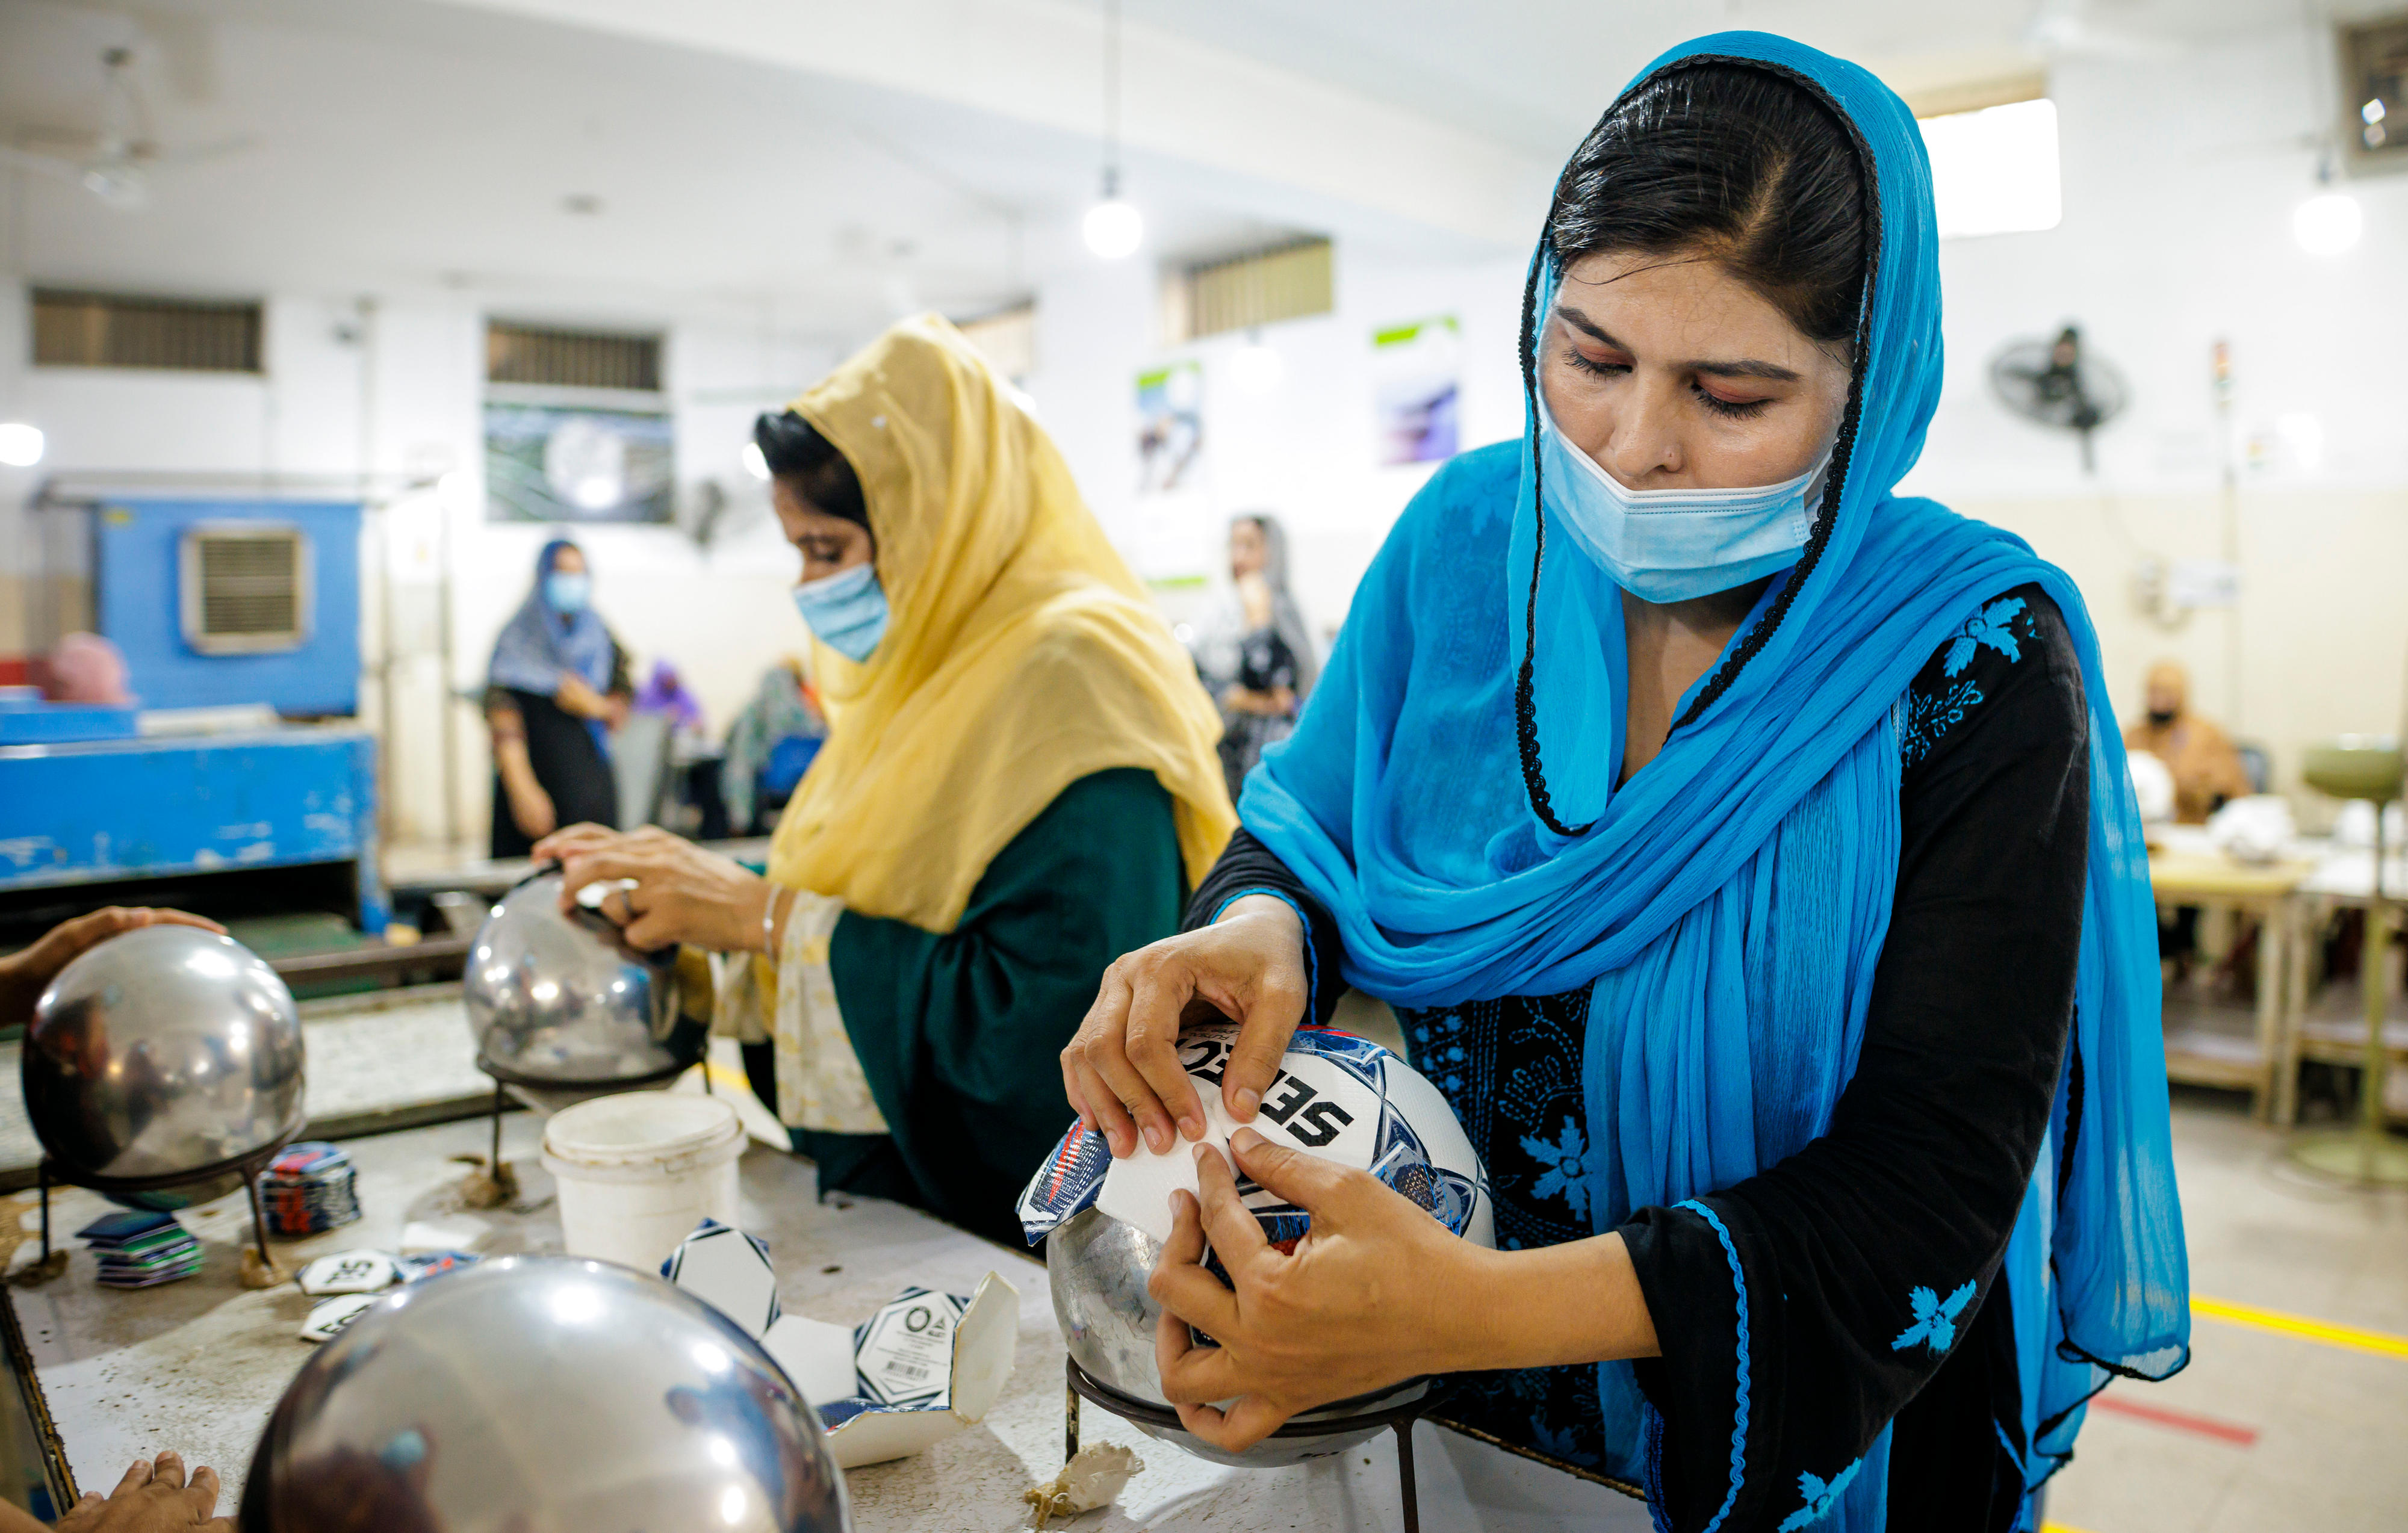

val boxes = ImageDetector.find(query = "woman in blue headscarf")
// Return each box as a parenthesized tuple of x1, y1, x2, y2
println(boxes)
(1062, 34, 2188, 1533)
(485, 538, 629, 856)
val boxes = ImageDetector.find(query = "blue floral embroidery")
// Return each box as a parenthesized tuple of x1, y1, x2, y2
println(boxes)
(1890, 1280, 1978, 1354)
(1528, 1420, 1584, 1464)
(1519, 1117, 1592, 1219)
(1943, 596, 2026, 677)
(1775, 1457, 1863, 1532)
(1901, 680, 1984, 768)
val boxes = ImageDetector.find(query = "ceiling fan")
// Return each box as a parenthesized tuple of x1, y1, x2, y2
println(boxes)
(0, 46, 253, 211)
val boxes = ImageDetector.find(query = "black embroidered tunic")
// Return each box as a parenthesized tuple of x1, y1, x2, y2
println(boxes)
(1189, 583, 2090, 1532)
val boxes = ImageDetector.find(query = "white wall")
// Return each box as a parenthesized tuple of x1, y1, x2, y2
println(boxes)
(1904, 23, 2408, 799)
(1029, 243, 1527, 642)
(4, 15, 2402, 846)
(0, 281, 837, 844)
(1029, 19, 2408, 807)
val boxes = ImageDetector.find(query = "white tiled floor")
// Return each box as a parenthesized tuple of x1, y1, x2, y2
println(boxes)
(2045, 1100, 2408, 1533)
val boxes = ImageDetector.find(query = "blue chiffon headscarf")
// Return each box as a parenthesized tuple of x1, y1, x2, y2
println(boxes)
(1240, 31, 2188, 1526)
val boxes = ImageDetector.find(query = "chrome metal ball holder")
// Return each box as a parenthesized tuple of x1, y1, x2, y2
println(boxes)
(19, 924, 309, 1284)
(464, 870, 704, 1164)
(459, 868, 705, 1202)
(1062, 1354, 1432, 1533)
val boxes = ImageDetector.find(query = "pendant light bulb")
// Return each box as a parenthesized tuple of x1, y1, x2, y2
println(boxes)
(2292, 190, 2362, 255)
(2294, 151, 2363, 257)
(0, 423, 45, 468)
(1084, 169, 1143, 260)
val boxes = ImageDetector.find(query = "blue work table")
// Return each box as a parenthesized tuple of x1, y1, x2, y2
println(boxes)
(0, 728, 384, 932)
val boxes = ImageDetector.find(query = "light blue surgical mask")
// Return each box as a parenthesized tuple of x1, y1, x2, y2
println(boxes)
(791, 562, 889, 662)
(543, 571, 591, 613)
(1537, 401, 1829, 603)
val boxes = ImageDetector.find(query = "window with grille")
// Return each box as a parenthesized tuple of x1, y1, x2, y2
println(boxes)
(1164, 238, 1334, 344)
(486, 321, 663, 391)
(179, 525, 312, 654)
(32, 290, 264, 373)
(2341, 15, 2408, 175)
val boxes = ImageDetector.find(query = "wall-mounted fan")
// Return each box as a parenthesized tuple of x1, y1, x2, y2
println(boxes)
(1989, 324, 2130, 472)
(0, 47, 253, 211)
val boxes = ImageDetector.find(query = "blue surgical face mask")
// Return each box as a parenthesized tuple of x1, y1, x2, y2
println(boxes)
(791, 562, 889, 663)
(543, 571, 591, 613)
(1537, 400, 1829, 603)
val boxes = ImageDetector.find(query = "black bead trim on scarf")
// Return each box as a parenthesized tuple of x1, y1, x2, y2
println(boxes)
(1510, 54, 1887, 836)
(1513, 241, 1586, 837)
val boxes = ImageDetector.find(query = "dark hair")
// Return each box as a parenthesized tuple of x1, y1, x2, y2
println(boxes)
(1513, 60, 1877, 838)
(753, 410, 867, 527)
(1546, 63, 1867, 345)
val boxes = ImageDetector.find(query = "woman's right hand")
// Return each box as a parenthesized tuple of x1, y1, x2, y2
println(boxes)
(1062, 895, 1308, 1157)
(507, 782, 557, 838)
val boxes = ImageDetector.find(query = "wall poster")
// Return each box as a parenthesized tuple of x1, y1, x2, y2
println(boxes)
(1136, 360, 1205, 495)
(1371, 316, 1461, 467)
(484, 401, 675, 524)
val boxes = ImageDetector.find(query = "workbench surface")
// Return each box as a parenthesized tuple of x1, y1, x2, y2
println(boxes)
(6, 1114, 1643, 1530)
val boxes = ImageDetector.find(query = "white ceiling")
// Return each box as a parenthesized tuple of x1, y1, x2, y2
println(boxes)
(1125, 0, 2352, 155)
(0, 0, 2363, 333)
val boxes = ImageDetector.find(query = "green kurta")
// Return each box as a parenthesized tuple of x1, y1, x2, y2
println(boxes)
(764, 767, 1182, 1248)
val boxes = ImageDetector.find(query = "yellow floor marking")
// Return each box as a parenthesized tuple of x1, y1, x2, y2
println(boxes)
(2192, 1295, 2408, 1360)
(2041, 1523, 2099, 1533)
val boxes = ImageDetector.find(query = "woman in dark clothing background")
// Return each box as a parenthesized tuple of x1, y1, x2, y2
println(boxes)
(485, 539, 631, 858)
(1195, 513, 1320, 802)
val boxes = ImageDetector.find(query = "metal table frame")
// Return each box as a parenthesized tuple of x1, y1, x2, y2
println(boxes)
(1064, 1355, 1432, 1533)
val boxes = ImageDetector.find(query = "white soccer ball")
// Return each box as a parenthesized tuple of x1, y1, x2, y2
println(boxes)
(1029, 1021, 1491, 1468)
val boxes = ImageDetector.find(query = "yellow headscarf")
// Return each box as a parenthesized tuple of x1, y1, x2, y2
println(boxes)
(766, 315, 1235, 932)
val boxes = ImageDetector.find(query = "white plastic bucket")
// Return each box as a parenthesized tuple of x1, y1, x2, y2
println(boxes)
(541, 1092, 745, 1271)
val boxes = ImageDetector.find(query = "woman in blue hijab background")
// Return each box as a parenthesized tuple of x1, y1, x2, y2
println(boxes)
(1064, 33, 2188, 1533)
(486, 537, 630, 857)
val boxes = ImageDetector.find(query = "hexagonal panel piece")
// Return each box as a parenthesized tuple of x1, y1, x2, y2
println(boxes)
(660, 1219, 781, 1339)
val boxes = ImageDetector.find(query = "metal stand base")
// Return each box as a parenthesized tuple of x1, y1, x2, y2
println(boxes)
(33, 1138, 290, 1277)
(2288, 1128, 2408, 1185)
(1064, 1355, 1427, 1533)
(2289, 882, 2404, 1186)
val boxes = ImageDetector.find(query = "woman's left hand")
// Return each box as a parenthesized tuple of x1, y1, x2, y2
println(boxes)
(0, 908, 227, 1032)
(1149, 1127, 1492, 1452)
(554, 672, 609, 719)
(532, 825, 772, 953)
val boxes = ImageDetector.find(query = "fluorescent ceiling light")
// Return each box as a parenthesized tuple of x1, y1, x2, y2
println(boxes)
(1920, 98, 2062, 239)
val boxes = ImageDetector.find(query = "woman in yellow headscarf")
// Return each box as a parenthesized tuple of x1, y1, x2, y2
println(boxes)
(538, 315, 1233, 1244)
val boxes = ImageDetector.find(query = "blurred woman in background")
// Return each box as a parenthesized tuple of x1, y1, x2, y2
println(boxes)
(1194, 513, 1320, 801)
(2125, 658, 2252, 824)
(718, 657, 828, 837)
(485, 539, 630, 858)
(536, 317, 1232, 1245)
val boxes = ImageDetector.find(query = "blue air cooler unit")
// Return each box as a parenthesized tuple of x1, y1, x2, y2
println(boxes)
(93, 498, 362, 716)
